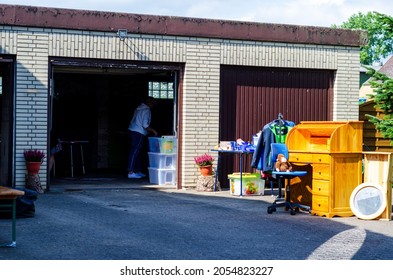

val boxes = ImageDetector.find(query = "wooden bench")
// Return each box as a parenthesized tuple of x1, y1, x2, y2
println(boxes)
(0, 186, 25, 247)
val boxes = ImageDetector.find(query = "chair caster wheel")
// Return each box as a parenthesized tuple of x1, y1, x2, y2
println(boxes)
(267, 207, 275, 214)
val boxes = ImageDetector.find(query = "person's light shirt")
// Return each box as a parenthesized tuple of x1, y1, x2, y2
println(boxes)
(128, 103, 151, 136)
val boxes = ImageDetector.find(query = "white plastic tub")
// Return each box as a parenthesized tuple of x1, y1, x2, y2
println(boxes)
(148, 167, 176, 185)
(148, 152, 176, 169)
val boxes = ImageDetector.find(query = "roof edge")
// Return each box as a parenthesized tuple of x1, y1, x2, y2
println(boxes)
(0, 4, 367, 47)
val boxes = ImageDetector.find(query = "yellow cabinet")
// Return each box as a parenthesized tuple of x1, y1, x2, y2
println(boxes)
(312, 180, 329, 196)
(312, 163, 330, 180)
(312, 195, 329, 213)
(287, 121, 363, 218)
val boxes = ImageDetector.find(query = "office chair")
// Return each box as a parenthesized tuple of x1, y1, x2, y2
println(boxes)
(267, 143, 311, 215)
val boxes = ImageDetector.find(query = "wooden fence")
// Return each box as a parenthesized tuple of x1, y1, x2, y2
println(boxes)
(359, 100, 393, 152)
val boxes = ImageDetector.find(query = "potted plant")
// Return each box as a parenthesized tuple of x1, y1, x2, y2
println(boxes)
(194, 153, 214, 176)
(24, 149, 46, 175)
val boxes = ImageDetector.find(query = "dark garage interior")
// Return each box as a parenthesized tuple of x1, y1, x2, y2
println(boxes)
(50, 64, 178, 180)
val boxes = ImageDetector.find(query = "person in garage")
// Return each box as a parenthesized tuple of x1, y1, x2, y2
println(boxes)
(127, 96, 158, 179)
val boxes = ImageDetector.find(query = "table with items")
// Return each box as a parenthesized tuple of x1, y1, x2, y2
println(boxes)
(211, 140, 256, 196)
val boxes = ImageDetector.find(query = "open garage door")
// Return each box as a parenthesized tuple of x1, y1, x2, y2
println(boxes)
(48, 58, 182, 182)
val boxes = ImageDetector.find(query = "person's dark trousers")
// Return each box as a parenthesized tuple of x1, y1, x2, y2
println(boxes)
(127, 130, 145, 173)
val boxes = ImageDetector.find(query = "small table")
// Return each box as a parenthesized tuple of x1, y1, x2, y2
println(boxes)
(211, 149, 254, 196)
(0, 186, 25, 247)
(60, 140, 89, 178)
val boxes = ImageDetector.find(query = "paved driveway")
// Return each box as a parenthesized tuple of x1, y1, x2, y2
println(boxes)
(1, 181, 393, 260)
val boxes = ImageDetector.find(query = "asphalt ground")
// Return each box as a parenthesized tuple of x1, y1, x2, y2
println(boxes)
(1, 177, 393, 261)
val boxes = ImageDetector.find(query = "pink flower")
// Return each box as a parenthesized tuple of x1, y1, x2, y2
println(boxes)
(194, 154, 214, 166)
(23, 149, 46, 163)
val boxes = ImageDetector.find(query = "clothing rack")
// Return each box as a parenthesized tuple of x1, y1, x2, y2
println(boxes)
(277, 113, 284, 144)
(251, 112, 295, 173)
(269, 113, 287, 195)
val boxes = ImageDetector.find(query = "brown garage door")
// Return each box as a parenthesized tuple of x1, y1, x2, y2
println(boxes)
(219, 65, 333, 186)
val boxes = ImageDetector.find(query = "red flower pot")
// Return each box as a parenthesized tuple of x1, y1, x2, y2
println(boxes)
(26, 162, 41, 175)
(199, 165, 213, 176)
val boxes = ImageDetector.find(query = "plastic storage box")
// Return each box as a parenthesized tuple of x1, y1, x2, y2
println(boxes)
(228, 173, 265, 195)
(148, 136, 177, 153)
(148, 152, 176, 169)
(148, 167, 176, 185)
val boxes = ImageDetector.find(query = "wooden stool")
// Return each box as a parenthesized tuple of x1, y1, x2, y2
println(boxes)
(0, 186, 25, 247)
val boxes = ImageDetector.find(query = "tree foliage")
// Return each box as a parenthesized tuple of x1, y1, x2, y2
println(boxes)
(340, 12, 393, 146)
(366, 69, 393, 144)
(332, 12, 393, 65)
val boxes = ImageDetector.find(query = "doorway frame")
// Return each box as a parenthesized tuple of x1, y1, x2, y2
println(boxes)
(46, 57, 184, 189)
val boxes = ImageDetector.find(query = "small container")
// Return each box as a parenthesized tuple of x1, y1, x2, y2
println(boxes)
(252, 135, 260, 146)
(161, 136, 177, 153)
(228, 173, 265, 195)
(148, 137, 161, 153)
(219, 141, 232, 150)
(148, 136, 177, 153)
(148, 152, 176, 169)
(148, 167, 176, 185)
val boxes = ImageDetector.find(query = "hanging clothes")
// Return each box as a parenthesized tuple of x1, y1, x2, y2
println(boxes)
(251, 118, 295, 172)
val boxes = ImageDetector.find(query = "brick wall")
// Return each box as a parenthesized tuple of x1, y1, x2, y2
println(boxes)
(14, 30, 49, 187)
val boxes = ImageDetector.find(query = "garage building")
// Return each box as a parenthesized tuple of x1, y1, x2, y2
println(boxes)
(0, 4, 366, 190)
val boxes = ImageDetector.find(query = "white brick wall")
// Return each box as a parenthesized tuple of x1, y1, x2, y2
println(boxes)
(0, 26, 360, 188)
(0, 28, 17, 53)
(48, 30, 187, 62)
(13, 30, 50, 187)
(181, 40, 221, 186)
(334, 48, 361, 120)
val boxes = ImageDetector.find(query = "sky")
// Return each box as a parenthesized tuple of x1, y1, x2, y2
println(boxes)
(1, 0, 393, 28)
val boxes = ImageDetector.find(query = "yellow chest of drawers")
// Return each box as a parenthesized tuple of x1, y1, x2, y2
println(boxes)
(287, 121, 363, 218)
(290, 152, 362, 217)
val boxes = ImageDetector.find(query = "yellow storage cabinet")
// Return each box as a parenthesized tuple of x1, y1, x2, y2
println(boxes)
(286, 121, 363, 218)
